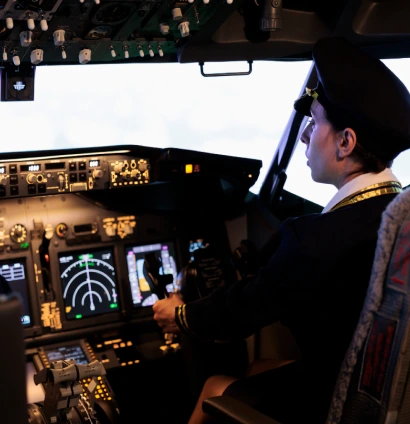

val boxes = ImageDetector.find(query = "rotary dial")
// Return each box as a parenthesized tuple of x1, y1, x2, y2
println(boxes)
(10, 223, 27, 243)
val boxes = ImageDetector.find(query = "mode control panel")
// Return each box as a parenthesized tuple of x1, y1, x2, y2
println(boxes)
(0, 154, 150, 199)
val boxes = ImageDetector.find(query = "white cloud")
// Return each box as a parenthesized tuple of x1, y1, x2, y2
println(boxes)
(0, 111, 56, 152)
(123, 117, 170, 148)
(63, 117, 119, 147)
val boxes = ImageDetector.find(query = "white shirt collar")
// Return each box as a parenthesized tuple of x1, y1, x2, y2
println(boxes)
(322, 168, 400, 213)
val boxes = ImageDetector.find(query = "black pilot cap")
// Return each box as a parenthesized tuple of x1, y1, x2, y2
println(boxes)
(294, 36, 410, 162)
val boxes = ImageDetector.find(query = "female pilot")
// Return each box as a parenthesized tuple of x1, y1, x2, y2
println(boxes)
(153, 36, 410, 423)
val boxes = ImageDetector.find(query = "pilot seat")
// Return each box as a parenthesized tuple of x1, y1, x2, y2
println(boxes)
(203, 186, 410, 423)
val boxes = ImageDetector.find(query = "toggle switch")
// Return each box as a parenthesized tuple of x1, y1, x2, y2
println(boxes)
(40, 19, 48, 31)
(53, 30, 65, 46)
(79, 48, 91, 64)
(31, 49, 44, 65)
(27, 17, 35, 30)
(6, 16, 13, 30)
(178, 21, 190, 37)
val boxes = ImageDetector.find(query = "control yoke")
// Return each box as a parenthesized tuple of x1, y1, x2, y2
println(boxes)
(143, 252, 174, 299)
(34, 359, 106, 423)
(144, 252, 178, 346)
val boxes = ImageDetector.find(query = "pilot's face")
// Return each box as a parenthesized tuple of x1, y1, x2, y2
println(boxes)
(300, 100, 339, 185)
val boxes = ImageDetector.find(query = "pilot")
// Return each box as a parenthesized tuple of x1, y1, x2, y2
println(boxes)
(153, 36, 410, 423)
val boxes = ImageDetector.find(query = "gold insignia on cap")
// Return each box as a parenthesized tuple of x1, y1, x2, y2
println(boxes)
(305, 87, 319, 99)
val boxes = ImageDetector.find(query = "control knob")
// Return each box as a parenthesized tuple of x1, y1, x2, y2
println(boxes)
(10, 223, 27, 243)
(92, 169, 103, 179)
(113, 164, 124, 174)
(138, 162, 148, 171)
(58, 174, 65, 189)
(55, 223, 68, 238)
(6, 16, 13, 30)
(26, 173, 37, 184)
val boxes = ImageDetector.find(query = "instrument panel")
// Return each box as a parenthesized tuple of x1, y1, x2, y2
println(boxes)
(0, 191, 180, 336)
(0, 144, 261, 336)
(0, 144, 261, 422)
(0, 144, 260, 338)
(0, 0, 230, 66)
(26, 339, 116, 404)
(0, 151, 151, 199)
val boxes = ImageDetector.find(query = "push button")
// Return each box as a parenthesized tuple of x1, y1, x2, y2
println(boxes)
(28, 185, 36, 194)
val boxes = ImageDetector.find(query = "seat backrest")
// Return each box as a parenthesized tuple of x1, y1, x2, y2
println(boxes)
(0, 294, 28, 424)
(327, 187, 410, 424)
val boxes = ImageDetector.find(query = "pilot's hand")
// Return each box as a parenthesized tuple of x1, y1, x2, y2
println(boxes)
(153, 293, 184, 334)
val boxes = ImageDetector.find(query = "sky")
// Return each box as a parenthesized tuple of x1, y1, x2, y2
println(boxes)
(1, 58, 410, 206)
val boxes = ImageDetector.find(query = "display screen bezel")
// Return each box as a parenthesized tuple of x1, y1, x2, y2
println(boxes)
(0, 257, 33, 327)
(44, 342, 89, 365)
(20, 164, 41, 172)
(124, 240, 179, 309)
(57, 245, 121, 322)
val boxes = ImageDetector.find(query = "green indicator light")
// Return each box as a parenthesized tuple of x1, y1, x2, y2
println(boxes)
(79, 254, 94, 260)
(75, 314, 83, 319)
(80, 262, 95, 268)
(110, 304, 118, 309)
(20, 242, 29, 249)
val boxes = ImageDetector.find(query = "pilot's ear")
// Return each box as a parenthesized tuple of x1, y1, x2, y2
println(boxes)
(337, 127, 357, 159)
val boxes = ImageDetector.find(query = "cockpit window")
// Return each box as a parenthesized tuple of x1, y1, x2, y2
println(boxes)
(1, 58, 408, 208)
(0, 60, 311, 195)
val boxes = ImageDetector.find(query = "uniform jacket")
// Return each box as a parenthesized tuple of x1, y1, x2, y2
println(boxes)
(177, 193, 398, 395)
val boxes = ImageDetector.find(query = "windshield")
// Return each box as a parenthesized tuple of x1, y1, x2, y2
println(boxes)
(1, 58, 409, 207)
(0, 60, 311, 192)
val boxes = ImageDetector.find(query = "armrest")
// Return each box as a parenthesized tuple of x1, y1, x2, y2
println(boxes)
(202, 396, 282, 424)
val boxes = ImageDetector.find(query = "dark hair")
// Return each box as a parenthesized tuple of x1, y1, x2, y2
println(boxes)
(324, 108, 393, 173)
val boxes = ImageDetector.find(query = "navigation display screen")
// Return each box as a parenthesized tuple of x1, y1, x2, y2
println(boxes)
(44, 343, 89, 365)
(58, 247, 120, 320)
(0, 258, 32, 326)
(125, 241, 178, 308)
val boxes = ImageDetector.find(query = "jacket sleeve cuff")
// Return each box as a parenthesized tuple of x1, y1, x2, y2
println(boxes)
(175, 304, 205, 341)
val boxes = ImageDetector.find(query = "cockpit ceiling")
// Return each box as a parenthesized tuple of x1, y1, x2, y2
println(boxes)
(0, 0, 410, 66)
